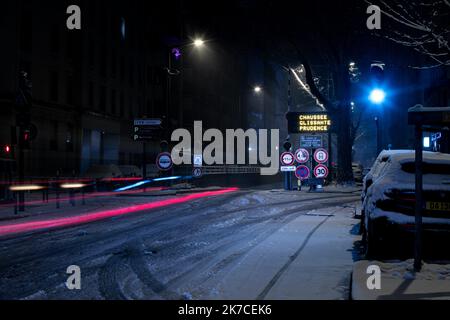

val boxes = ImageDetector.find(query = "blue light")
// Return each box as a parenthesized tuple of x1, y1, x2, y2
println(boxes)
(153, 176, 182, 182)
(369, 89, 386, 104)
(115, 180, 150, 192)
(115, 176, 189, 192)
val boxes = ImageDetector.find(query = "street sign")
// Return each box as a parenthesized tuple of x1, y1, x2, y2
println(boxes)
(280, 152, 295, 166)
(431, 132, 442, 142)
(295, 148, 310, 164)
(286, 112, 332, 134)
(280, 166, 296, 172)
(314, 148, 329, 164)
(193, 154, 203, 168)
(295, 165, 310, 180)
(192, 167, 203, 178)
(133, 118, 163, 141)
(134, 119, 162, 126)
(314, 164, 329, 178)
(300, 135, 323, 148)
(156, 152, 173, 171)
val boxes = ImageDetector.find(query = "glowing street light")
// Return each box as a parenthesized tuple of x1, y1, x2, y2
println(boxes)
(369, 88, 386, 104)
(254, 86, 262, 93)
(193, 39, 205, 48)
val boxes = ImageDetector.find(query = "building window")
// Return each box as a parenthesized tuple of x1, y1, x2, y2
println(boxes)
(99, 86, 106, 112)
(88, 82, 94, 107)
(100, 43, 107, 77)
(49, 71, 59, 102)
(66, 124, 74, 152)
(111, 49, 117, 78)
(120, 92, 125, 117)
(120, 56, 125, 82)
(129, 96, 134, 119)
(129, 63, 134, 87)
(111, 89, 116, 115)
(66, 75, 74, 105)
(50, 120, 58, 151)
(88, 40, 95, 69)
(20, 10, 32, 52)
(50, 26, 59, 54)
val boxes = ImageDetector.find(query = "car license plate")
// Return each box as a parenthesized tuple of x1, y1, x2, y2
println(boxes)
(426, 202, 450, 212)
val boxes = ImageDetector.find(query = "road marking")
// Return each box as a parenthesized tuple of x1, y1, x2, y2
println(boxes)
(256, 214, 333, 300)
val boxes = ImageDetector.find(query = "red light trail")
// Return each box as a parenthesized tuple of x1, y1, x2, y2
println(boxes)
(0, 188, 239, 237)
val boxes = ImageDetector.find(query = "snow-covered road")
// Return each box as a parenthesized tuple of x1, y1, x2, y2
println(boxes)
(0, 187, 362, 300)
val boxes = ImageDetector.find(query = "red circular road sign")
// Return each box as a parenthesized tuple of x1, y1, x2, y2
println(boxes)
(295, 148, 310, 164)
(314, 164, 329, 178)
(295, 165, 310, 180)
(314, 148, 329, 163)
(156, 152, 173, 171)
(280, 152, 295, 166)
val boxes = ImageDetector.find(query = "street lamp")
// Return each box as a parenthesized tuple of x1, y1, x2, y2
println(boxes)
(254, 86, 262, 93)
(369, 89, 386, 155)
(369, 88, 386, 104)
(193, 39, 205, 48)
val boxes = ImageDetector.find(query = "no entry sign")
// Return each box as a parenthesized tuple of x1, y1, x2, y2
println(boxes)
(295, 165, 310, 180)
(314, 164, 329, 178)
(314, 148, 329, 164)
(280, 152, 295, 166)
(156, 152, 173, 171)
(295, 148, 310, 164)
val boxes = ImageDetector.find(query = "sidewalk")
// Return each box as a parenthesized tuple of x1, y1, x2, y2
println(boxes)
(352, 260, 450, 300)
(198, 204, 359, 300)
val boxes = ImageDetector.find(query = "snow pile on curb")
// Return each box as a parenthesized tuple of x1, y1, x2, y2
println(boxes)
(352, 260, 450, 300)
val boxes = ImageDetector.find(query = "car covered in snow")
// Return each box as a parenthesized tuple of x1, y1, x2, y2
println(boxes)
(361, 150, 450, 256)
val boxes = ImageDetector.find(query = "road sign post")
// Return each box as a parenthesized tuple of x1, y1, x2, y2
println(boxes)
(281, 151, 295, 191)
(408, 105, 450, 272)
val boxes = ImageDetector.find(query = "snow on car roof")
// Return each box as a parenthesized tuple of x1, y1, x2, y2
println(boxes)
(390, 151, 450, 165)
(408, 105, 450, 113)
(372, 152, 450, 192)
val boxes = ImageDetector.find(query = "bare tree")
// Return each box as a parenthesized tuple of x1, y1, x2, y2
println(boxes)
(367, 0, 450, 68)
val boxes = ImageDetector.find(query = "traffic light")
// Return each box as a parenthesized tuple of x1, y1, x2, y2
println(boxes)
(16, 71, 32, 128)
(0, 144, 14, 160)
(20, 128, 31, 150)
(283, 141, 292, 152)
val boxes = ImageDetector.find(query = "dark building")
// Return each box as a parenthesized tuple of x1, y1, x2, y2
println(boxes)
(0, 0, 286, 179)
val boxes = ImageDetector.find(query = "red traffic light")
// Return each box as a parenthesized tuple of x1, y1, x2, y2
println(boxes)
(4, 145, 11, 153)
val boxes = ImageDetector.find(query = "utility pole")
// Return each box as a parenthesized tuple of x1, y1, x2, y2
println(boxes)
(414, 124, 423, 272)
(16, 71, 32, 212)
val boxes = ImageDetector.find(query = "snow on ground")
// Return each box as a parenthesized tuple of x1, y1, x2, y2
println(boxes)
(352, 260, 450, 300)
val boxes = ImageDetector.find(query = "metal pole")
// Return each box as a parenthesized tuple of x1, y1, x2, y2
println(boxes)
(18, 130, 25, 212)
(375, 116, 381, 155)
(414, 125, 423, 272)
(142, 142, 147, 179)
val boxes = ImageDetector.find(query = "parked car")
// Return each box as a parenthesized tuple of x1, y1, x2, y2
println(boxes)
(361, 150, 450, 257)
